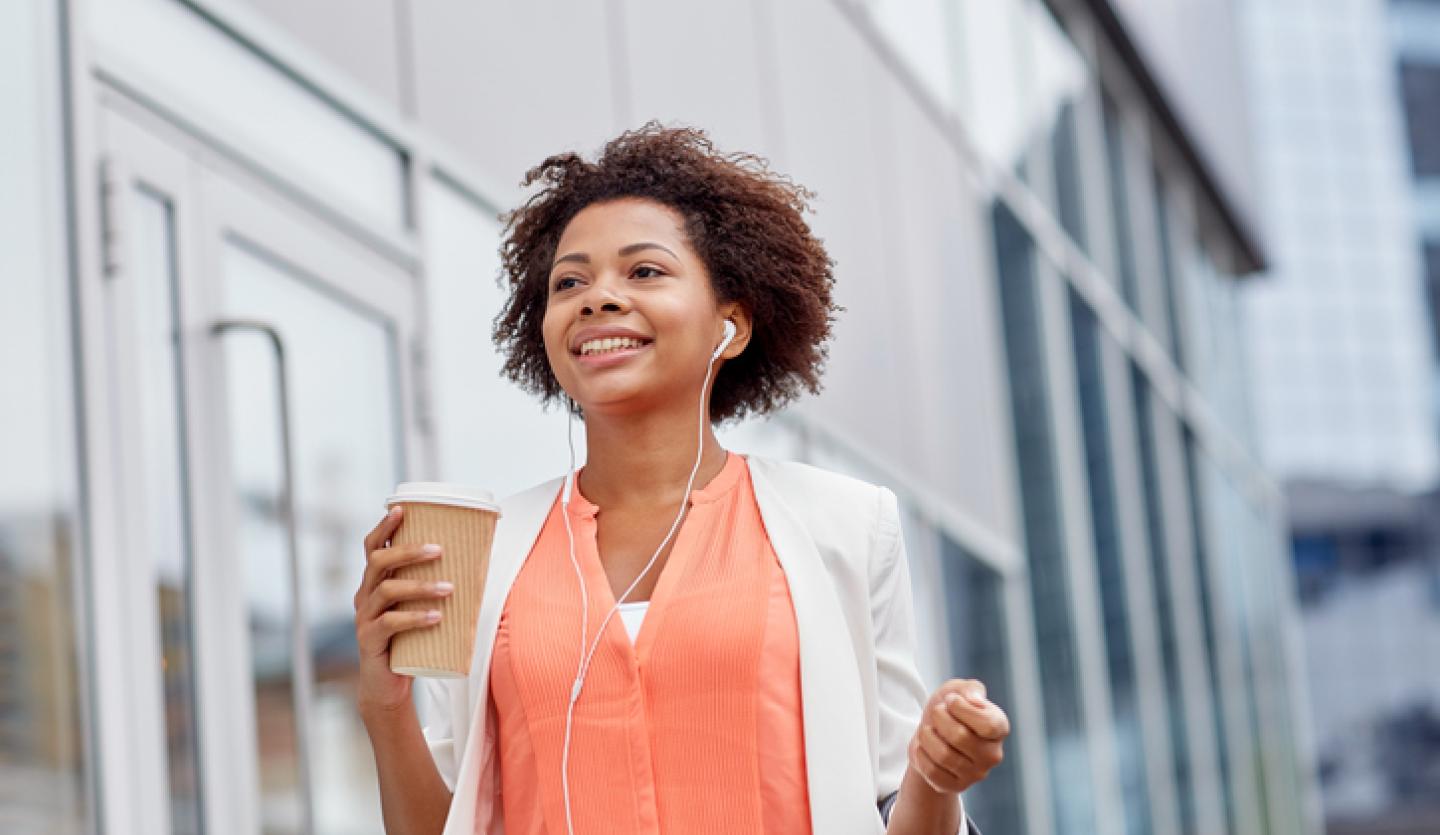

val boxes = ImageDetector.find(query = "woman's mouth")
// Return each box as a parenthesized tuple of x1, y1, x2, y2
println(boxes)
(574, 336, 653, 368)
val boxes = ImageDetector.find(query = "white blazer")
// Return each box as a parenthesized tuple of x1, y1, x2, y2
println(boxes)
(416, 453, 969, 834)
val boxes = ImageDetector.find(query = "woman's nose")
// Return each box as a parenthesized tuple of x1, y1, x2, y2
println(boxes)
(579, 279, 629, 316)
(581, 300, 622, 315)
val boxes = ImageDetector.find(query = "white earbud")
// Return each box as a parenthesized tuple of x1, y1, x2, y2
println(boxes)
(712, 319, 736, 361)
(562, 397, 577, 506)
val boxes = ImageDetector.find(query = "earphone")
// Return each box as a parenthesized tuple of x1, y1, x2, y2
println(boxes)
(715, 317, 736, 360)
(559, 318, 735, 835)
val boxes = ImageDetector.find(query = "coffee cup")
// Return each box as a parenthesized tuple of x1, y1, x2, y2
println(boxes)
(383, 482, 500, 677)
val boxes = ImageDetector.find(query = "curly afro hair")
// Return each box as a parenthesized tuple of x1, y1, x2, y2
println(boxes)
(492, 121, 841, 426)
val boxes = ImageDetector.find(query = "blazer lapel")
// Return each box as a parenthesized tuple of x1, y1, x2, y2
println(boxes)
(442, 475, 562, 835)
(747, 456, 884, 834)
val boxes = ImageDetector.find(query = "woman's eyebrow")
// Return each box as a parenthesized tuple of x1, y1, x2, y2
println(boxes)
(551, 241, 679, 270)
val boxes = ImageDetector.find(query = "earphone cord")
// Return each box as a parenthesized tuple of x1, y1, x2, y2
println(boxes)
(559, 352, 722, 835)
(560, 400, 588, 835)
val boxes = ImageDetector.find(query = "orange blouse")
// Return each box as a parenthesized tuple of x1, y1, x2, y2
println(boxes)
(488, 451, 813, 834)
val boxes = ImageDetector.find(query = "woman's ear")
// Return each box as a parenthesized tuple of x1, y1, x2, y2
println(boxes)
(719, 303, 753, 360)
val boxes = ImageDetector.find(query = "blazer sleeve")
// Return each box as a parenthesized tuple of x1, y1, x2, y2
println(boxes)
(416, 676, 462, 792)
(870, 485, 930, 800)
(871, 486, 973, 835)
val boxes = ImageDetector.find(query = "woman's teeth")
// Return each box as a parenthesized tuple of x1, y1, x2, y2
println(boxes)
(580, 337, 647, 356)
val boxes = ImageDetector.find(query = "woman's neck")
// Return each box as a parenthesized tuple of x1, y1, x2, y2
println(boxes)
(577, 402, 728, 511)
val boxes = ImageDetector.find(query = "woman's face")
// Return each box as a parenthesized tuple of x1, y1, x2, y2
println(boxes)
(542, 197, 737, 419)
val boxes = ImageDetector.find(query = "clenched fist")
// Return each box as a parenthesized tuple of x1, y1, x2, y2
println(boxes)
(907, 679, 1010, 795)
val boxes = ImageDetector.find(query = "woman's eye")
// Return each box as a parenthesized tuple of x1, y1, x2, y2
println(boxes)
(554, 266, 660, 291)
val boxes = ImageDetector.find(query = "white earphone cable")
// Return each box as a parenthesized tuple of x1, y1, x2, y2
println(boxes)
(559, 401, 587, 835)
(560, 324, 731, 835)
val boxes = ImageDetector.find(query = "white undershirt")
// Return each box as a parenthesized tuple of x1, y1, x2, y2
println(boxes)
(617, 600, 649, 642)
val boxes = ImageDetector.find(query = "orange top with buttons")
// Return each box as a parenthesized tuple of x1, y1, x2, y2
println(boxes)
(487, 451, 813, 833)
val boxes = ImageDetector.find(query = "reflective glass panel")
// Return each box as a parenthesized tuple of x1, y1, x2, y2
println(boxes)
(0, 0, 89, 830)
(1070, 291, 1152, 835)
(940, 539, 1025, 834)
(1180, 430, 1236, 833)
(992, 202, 1097, 831)
(1030, 1, 1092, 251)
(1103, 95, 1140, 310)
(955, 0, 1032, 176)
(1129, 365, 1198, 834)
(131, 186, 203, 834)
(221, 238, 400, 833)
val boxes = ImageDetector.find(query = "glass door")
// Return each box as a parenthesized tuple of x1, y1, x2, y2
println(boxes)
(96, 100, 420, 835)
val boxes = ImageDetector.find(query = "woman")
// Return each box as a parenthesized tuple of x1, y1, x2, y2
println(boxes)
(355, 123, 1009, 835)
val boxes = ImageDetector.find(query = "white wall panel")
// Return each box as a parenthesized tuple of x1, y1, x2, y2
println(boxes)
(410, 0, 624, 191)
(237, 0, 403, 106)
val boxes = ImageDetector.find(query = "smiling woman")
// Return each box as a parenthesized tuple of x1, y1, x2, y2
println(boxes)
(493, 122, 842, 425)
(355, 122, 1006, 835)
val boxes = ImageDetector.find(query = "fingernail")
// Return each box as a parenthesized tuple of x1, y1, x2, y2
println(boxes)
(968, 690, 987, 706)
(433, 581, 454, 594)
(422, 544, 442, 556)
(945, 693, 960, 706)
(425, 610, 441, 622)
(389, 505, 402, 517)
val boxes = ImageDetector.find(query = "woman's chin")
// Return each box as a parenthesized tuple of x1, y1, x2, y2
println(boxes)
(567, 388, 669, 419)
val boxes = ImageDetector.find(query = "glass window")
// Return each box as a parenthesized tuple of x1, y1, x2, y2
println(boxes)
(991, 202, 1098, 832)
(1129, 365, 1198, 834)
(0, 0, 90, 831)
(1069, 292, 1152, 835)
(129, 186, 203, 834)
(1400, 60, 1440, 178)
(1030, 1, 1092, 253)
(955, 0, 1033, 176)
(1051, 100, 1088, 251)
(1181, 430, 1235, 833)
(220, 240, 401, 832)
(1180, 237, 1227, 409)
(1203, 457, 1272, 834)
(1424, 243, 1440, 360)
(939, 539, 1024, 834)
(1152, 171, 1187, 368)
(1103, 94, 1140, 310)
(1241, 500, 1294, 834)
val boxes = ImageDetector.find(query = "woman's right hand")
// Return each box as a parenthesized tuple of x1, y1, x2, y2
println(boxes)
(353, 505, 453, 718)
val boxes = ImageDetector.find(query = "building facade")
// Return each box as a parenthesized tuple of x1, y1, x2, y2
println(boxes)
(1236, 0, 1440, 832)
(2, 0, 1314, 833)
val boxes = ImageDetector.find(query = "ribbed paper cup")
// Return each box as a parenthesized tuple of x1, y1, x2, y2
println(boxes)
(384, 482, 500, 678)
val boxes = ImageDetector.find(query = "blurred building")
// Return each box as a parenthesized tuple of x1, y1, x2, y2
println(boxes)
(2, 0, 1315, 833)
(1236, 0, 1440, 832)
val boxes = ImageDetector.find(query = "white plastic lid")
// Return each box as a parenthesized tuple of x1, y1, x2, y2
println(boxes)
(385, 481, 500, 514)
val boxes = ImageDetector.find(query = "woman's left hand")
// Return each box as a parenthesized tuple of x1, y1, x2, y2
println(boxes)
(907, 679, 1010, 795)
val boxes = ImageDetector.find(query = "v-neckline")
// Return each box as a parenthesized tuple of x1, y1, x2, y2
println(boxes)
(577, 511, 693, 661)
(566, 451, 744, 659)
